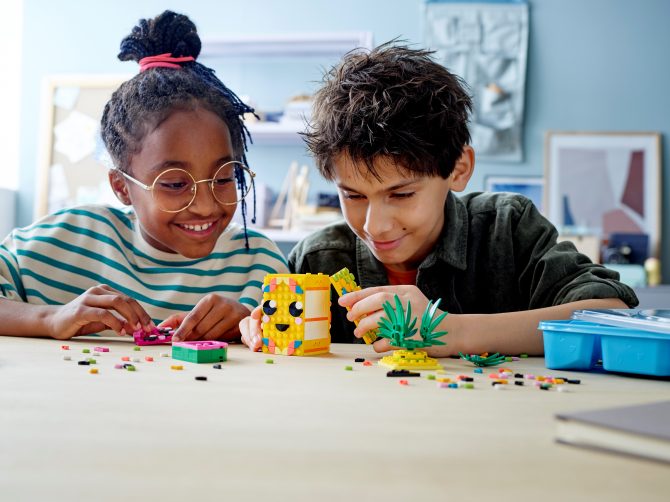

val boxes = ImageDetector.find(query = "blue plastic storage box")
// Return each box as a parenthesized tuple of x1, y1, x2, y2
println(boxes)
(538, 319, 670, 376)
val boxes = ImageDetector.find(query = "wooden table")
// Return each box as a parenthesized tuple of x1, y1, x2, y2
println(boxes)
(1, 336, 669, 501)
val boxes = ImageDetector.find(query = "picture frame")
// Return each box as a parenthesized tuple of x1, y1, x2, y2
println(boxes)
(545, 131, 662, 258)
(484, 175, 544, 213)
(35, 74, 130, 219)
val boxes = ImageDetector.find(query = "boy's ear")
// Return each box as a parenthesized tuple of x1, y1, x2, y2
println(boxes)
(449, 146, 475, 192)
(108, 170, 132, 205)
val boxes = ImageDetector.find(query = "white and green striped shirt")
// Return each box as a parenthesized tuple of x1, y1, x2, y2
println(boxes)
(0, 205, 288, 323)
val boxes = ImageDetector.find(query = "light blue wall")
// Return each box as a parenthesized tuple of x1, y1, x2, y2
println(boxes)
(18, 0, 670, 280)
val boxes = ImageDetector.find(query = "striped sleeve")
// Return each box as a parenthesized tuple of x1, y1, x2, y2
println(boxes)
(0, 232, 27, 301)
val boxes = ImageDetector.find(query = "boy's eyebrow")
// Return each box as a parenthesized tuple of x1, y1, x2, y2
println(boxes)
(337, 179, 420, 193)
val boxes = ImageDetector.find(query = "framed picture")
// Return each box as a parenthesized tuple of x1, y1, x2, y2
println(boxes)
(545, 131, 662, 258)
(35, 75, 130, 219)
(484, 175, 544, 212)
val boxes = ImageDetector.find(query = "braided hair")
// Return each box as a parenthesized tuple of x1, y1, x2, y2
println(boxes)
(101, 10, 256, 248)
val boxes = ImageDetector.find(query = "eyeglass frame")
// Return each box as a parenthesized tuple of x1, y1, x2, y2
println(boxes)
(116, 160, 256, 213)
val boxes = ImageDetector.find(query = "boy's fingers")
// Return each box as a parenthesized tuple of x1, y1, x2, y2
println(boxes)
(337, 285, 389, 307)
(372, 338, 392, 353)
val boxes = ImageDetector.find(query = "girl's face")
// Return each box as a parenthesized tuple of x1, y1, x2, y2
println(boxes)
(114, 107, 238, 258)
(332, 153, 470, 272)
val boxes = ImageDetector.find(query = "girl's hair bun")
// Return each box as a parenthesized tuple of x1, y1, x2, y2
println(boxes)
(118, 10, 201, 63)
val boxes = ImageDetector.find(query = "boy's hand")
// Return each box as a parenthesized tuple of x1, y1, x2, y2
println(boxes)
(166, 294, 249, 342)
(239, 305, 263, 351)
(337, 285, 441, 353)
(47, 284, 153, 340)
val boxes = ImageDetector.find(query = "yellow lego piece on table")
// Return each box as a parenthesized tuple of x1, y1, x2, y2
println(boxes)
(260, 273, 331, 356)
(329, 268, 378, 344)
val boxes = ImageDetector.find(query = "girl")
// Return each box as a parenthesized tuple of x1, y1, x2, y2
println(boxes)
(0, 11, 288, 342)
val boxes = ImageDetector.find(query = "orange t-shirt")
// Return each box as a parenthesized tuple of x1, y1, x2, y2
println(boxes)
(384, 266, 417, 286)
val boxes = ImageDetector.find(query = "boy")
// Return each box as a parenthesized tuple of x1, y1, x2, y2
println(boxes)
(240, 43, 637, 356)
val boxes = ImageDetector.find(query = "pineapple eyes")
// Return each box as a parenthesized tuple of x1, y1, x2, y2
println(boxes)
(263, 300, 277, 315)
(262, 300, 303, 318)
(289, 301, 303, 317)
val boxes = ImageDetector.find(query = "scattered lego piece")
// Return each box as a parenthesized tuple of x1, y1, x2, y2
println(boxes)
(61, 345, 69, 350)
(172, 341, 228, 364)
(63, 355, 71, 361)
(398, 379, 409, 385)
(427, 374, 436, 380)
(160, 352, 169, 357)
(460, 352, 506, 367)
(493, 383, 505, 390)
(448, 383, 458, 389)
(461, 383, 474, 389)
(514, 380, 524, 386)
(539, 383, 552, 390)
(133, 346, 141, 351)
(345, 365, 353, 371)
(114, 364, 123, 369)
(474, 368, 483, 374)
(212, 364, 222, 369)
(171, 365, 183, 370)
(82, 349, 90, 354)
(121, 356, 130, 361)
(354, 357, 365, 363)
(514, 373, 524, 378)
(78, 361, 90, 366)
(436, 377, 451, 383)
(94, 347, 109, 353)
(557, 386, 568, 392)
(125, 365, 136, 372)
(386, 369, 420, 377)
(195, 376, 207, 381)
(132, 357, 140, 363)
(145, 356, 154, 362)
(520, 353, 529, 358)
(265, 359, 274, 364)
(92, 352, 101, 357)
(89, 368, 98, 374)
(88, 358, 96, 364)
(363, 361, 372, 366)
(567, 379, 581, 384)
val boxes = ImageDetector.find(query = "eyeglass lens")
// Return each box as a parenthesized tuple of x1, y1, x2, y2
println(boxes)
(151, 162, 252, 212)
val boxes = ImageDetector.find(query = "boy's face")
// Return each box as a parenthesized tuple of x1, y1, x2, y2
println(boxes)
(332, 154, 455, 271)
(113, 108, 237, 258)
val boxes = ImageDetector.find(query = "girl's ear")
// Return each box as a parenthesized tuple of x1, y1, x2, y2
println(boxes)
(449, 145, 475, 192)
(108, 170, 132, 205)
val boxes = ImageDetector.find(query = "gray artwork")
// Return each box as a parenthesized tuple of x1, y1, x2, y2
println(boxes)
(425, 1, 529, 162)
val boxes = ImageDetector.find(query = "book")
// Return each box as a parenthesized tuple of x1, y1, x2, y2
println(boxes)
(555, 401, 670, 464)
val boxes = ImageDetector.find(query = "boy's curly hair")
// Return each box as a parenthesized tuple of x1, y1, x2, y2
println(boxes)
(303, 43, 472, 180)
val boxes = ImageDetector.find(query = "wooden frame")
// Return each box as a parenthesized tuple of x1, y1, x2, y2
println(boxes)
(544, 131, 662, 258)
(35, 75, 130, 219)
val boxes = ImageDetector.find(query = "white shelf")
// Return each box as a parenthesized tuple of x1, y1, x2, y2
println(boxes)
(202, 33, 373, 58)
(254, 227, 313, 243)
(244, 121, 306, 145)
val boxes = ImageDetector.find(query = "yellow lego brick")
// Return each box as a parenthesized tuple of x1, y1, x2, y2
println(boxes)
(260, 273, 331, 356)
(329, 267, 378, 344)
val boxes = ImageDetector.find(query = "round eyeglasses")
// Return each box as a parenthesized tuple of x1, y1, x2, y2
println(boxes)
(118, 161, 255, 213)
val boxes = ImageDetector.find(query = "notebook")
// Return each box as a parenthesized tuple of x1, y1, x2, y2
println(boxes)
(555, 401, 670, 464)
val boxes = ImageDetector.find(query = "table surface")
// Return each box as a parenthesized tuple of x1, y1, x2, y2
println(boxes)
(1, 336, 669, 502)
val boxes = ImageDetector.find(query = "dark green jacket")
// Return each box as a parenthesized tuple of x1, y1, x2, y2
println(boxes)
(289, 191, 639, 343)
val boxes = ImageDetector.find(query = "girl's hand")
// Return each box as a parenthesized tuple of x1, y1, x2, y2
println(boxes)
(47, 284, 153, 340)
(239, 306, 263, 351)
(338, 285, 441, 353)
(167, 294, 249, 342)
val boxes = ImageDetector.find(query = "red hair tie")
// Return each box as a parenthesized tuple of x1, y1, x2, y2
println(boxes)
(139, 53, 195, 72)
